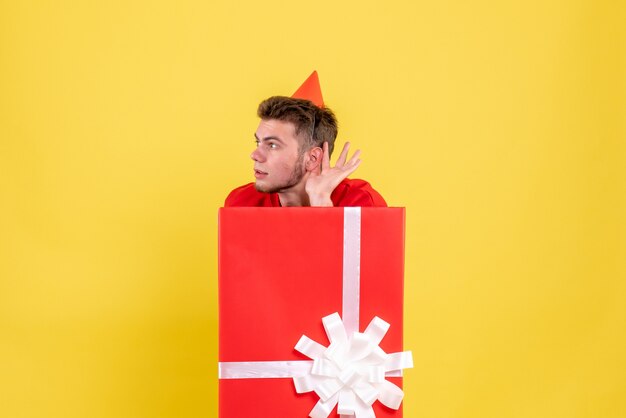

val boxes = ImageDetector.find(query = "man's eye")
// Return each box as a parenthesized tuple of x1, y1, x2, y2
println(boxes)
(269, 143, 278, 149)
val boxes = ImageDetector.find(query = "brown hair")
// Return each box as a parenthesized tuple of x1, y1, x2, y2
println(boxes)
(257, 96, 338, 156)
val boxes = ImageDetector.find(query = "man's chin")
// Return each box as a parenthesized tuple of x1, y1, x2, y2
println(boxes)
(254, 181, 274, 194)
(255, 181, 296, 194)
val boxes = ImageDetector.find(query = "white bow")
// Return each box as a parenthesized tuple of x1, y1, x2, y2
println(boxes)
(293, 313, 413, 418)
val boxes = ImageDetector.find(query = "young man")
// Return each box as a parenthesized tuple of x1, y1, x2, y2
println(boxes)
(224, 72, 386, 207)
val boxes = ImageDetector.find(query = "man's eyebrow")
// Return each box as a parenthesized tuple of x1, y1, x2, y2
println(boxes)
(254, 133, 285, 143)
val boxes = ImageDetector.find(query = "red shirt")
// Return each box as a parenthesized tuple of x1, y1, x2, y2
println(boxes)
(224, 179, 387, 207)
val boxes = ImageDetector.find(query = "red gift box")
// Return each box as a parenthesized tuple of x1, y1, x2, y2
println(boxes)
(218, 207, 410, 417)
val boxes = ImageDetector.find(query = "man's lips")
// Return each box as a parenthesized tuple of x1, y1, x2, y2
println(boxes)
(254, 169, 268, 179)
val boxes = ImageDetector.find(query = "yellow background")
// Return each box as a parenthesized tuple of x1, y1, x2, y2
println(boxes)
(1, 1, 625, 417)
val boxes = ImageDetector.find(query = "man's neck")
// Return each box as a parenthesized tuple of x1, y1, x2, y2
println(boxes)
(277, 183, 310, 207)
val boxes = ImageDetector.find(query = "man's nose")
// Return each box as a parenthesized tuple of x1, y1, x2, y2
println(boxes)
(250, 147, 266, 162)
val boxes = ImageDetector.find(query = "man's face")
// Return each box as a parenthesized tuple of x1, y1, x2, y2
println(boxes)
(251, 119, 306, 193)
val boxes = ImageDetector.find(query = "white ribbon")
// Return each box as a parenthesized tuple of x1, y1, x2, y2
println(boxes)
(342, 207, 361, 336)
(219, 207, 413, 417)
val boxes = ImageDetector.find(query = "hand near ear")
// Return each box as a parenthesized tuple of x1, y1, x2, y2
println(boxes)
(305, 142, 361, 206)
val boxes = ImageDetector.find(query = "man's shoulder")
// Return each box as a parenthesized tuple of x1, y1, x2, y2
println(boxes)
(224, 179, 387, 207)
(332, 179, 387, 207)
(224, 183, 276, 207)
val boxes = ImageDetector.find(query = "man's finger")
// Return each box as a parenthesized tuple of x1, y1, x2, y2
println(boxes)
(346, 149, 361, 167)
(335, 142, 350, 167)
(322, 141, 331, 171)
(339, 159, 361, 180)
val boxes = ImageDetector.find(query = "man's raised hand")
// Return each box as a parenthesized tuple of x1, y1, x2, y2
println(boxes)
(305, 141, 361, 207)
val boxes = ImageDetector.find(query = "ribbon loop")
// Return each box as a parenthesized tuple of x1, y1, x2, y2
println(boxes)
(294, 374, 319, 393)
(309, 394, 339, 418)
(364, 317, 390, 346)
(352, 380, 378, 406)
(373, 380, 405, 410)
(295, 335, 327, 359)
(384, 351, 414, 372)
(323, 312, 349, 344)
(354, 402, 376, 418)
(316, 378, 343, 402)
(365, 365, 385, 383)
(337, 389, 357, 415)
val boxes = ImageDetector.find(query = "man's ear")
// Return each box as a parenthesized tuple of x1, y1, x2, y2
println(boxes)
(305, 147, 323, 172)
